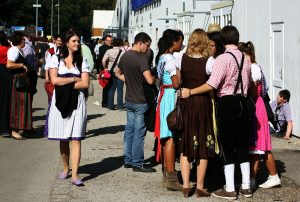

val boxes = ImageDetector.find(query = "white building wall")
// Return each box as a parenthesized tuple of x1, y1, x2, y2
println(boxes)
(128, 0, 223, 55)
(231, 0, 300, 136)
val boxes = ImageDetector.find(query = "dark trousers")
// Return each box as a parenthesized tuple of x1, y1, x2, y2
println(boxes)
(217, 95, 252, 165)
(107, 77, 124, 109)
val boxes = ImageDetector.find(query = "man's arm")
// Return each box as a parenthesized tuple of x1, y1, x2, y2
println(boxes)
(143, 70, 155, 85)
(284, 121, 293, 139)
(115, 67, 125, 82)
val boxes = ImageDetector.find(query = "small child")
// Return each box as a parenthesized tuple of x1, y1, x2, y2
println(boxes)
(270, 90, 293, 140)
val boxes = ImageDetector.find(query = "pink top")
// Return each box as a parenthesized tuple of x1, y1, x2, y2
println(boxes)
(207, 46, 251, 97)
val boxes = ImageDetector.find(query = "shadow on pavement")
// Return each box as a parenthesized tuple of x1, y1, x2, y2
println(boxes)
(23, 125, 45, 139)
(87, 113, 105, 122)
(32, 107, 46, 113)
(33, 115, 46, 122)
(79, 155, 124, 182)
(85, 125, 125, 138)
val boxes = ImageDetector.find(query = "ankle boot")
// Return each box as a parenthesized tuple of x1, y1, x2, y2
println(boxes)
(165, 171, 183, 191)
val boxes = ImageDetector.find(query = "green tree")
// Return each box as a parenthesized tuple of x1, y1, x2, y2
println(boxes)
(1, 0, 117, 39)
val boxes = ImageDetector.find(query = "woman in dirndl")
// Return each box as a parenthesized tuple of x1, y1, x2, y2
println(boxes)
(0, 31, 11, 136)
(6, 32, 32, 140)
(154, 29, 183, 191)
(48, 29, 90, 186)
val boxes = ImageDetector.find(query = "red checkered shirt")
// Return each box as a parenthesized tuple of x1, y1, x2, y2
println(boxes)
(207, 46, 251, 97)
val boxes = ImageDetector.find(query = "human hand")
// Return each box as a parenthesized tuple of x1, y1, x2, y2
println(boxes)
(23, 65, 28, 72)
(181, 88, 191, 98)
(74, 77, 82, 83)
(45, 77, 50, 83)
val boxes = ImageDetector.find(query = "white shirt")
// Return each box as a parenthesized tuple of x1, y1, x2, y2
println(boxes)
(7, 46, 23, 62)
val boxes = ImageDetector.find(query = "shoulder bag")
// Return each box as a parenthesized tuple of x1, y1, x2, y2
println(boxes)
(166, 88, 184, 134)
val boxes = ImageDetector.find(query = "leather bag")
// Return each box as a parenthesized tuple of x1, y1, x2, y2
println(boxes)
(166, 89, 184, 134)
(15, 73, 30, 92)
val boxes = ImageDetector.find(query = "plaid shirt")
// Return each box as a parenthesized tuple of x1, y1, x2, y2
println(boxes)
(207, 46, 251, 97)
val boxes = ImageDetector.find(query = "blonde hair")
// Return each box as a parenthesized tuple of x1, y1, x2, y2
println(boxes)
(186, 29, 211, 58)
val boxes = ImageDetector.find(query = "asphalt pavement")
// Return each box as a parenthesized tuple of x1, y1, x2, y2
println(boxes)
(0, 78, 300, 202)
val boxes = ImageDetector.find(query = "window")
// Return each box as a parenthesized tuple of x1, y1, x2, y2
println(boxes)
(183, 2, 185, 12)
(166, 8, 168, 16)
(150, 13, 152, 20)
(166, 20, 169, 23)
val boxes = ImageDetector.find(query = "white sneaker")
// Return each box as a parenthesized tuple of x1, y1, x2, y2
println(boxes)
(259, 175, 281, 188)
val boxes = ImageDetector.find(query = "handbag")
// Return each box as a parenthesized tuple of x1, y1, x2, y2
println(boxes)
(88, 79, 94, 96)
(166, 89, 184, 134)
(15, 73, 30, 92)
(98, 70, 111, 88)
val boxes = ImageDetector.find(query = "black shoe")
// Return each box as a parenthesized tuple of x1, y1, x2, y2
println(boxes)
(124, 164, 132, 168)
(102, 104, 108, 108)
(132, 165, 156, 173)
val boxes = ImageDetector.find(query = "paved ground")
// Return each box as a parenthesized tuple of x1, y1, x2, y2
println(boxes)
(1, 78, 300, 202)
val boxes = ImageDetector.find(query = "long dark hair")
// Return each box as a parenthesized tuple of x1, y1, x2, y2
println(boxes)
(238, 41, 256, 63)
(155, 29, 182, 65)
(0, 31, 10, 47)
(207, 31, 225, 58)
(61, 29, 83, 72)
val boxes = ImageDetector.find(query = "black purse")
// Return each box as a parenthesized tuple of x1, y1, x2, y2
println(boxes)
(15, 73, 30, 92)
(166, 89, 184, 134)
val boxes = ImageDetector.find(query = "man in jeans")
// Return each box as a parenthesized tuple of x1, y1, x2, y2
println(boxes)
(115, 32, 156, 172)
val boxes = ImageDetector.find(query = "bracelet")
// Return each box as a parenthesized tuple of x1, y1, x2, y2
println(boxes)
(189, 89, 192, 96)
(73, 77, 75, 82)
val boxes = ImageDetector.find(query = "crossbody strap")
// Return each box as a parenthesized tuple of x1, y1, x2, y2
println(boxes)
(227, 52, 245, 96)
(110, 49, 122, 73)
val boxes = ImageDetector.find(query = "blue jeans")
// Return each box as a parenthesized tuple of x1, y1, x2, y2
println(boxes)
(124, 101, 148, 167)
(108, 77, 124, 109)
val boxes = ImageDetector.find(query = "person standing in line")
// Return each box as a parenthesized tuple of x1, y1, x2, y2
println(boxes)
(181, 26, 252, 200)
(44, 34, 63, 137)
(154, 29, 183, 191)
(45, 34, 63, 85)
(81, 40, 95, 72)
(121, 39, 131, 52)
(115, 32, 156, 173)
(0, 31, 11, 136)
(22, 34, 38, 102)
(48, 29, 90, 186)
(6, 32, 32, 140)
(36, 36, 50, 77)
(98, 35, 113, 108)
(102, 38, 124, 110)
(93, 38, 102, 73)
(179, 29, 217, 198)
(239, 41, 281, 190)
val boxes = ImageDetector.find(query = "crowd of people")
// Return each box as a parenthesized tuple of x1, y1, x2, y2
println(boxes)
(0, 23, 295, 199)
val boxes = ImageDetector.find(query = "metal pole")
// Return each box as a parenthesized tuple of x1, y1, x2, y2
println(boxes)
(58, 0, 60, 34)
(51, 0, 53, 36)
(35, 0, 38, 37)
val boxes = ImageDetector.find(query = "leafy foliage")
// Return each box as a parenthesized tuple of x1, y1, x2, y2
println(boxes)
(0, 0, 117, 39)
